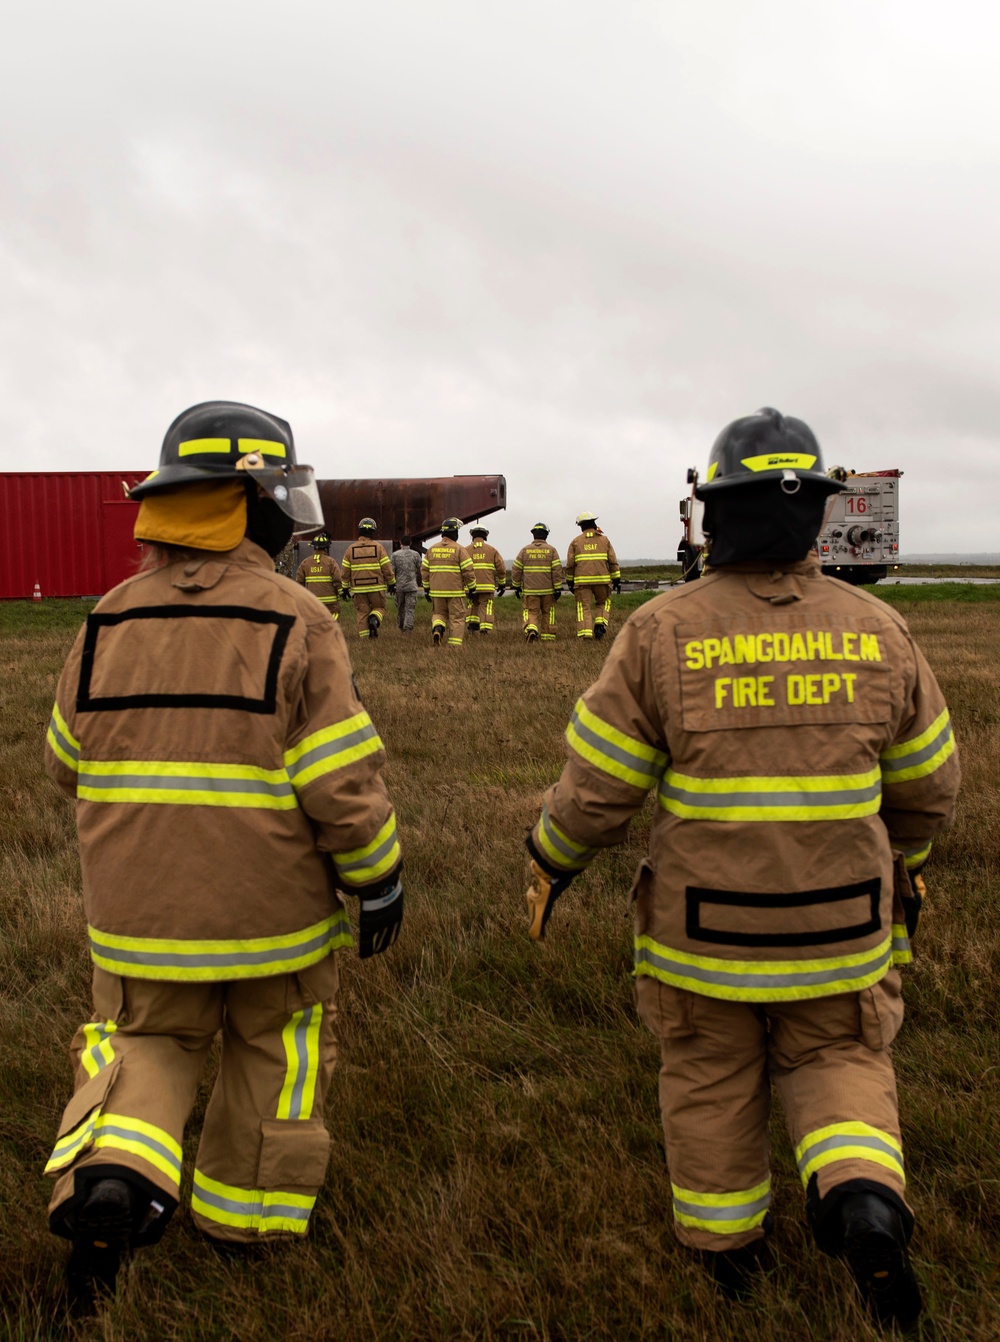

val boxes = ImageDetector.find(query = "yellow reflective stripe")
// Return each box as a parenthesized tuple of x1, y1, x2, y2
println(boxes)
(658, 767, 881, 821)
(334, 814, 401, 887)
(795, 1122, 904, 1187)
(238, 438, 286, 457)
(891, 922, 912, 965)
(47, 703, 80, 771)
(566, 698, 667, 790)
(881, 709, 950, 761)
(634, 934, 893, 1002)
(45, 1109, 101, 1173)
(740, 452, 817, 472)
(277, 1003, 323, 1120)
(178, 438, 229, 455)
(284, 713, 382, 788)
(881, 710, 955, 783)
(900, 840, 932, 869)
(89, 915, 353, 981)
(77, 758, 297, 810)
(192, 1169, 314, 1233)
(534, 806, 598, 872)
(80, 1021, 117, 1079)
(671, 1179, 771, 1234)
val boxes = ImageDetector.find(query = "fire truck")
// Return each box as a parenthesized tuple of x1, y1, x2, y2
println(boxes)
(677, 468, 902, 585)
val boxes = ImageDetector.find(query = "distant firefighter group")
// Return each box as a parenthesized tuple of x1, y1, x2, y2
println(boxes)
(297, 513, 622, 646)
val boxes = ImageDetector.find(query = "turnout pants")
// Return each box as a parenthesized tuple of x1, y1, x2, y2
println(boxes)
(636, 973, 908, 1252)
(396, 589, 418, 632)
(467, 591, 495, 631)
(574, 583, 611, 638)
(46, 959, 339, 1244)
(353, 590, 386, 637)
(431, 597, 467, 645)
(522, 593, 557, 640)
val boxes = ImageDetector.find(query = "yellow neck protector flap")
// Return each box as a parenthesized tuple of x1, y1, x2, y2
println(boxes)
(134, 480, 247, 551)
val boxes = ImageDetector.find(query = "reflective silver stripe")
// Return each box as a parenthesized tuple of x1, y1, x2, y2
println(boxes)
(798, 1132, 900, 1172)
(635, 935, 893, 1000)
(289, 1004, 320, 1119)
(98, 1120, 182, 1177)
(89, 915, 352, 979)
(570, 715, 663, 784)
(336, 828, 399, 880)
(285, 720, 381, 783)
(47, 712, 80, 767)
(672, 1190, 771, 1223)
(881, 717, 954, 778)
(658, 771, 881, 817)
(536, 806, 597, 871)
(196, 1185, 310, 1223)
(77, 769, 294, 800)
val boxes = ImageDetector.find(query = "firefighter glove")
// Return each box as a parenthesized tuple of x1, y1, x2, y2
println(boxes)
(356, 868, 404, 959)
(524, 850, 574, 941)
(903, 872, 925, 939)
(388, 584, 396, 597)
(424, 590, 432, 602)
(513, 586, 521, 598)
(566, 579, 574, 592)
(552, 588, 562, 601)
(343, 588, 353, 600)
(612, 578, 621, 594)
(495, 584, 505, 597)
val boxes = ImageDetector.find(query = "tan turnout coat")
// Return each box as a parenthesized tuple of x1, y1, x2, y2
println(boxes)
(533, 555, 959, 1002)
(44, 539, 400, 982)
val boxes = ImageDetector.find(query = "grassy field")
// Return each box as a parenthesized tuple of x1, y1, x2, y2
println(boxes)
(1, 586, 997, 1341)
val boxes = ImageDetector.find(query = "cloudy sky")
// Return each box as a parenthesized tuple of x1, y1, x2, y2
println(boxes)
(2, 0, 998, 557)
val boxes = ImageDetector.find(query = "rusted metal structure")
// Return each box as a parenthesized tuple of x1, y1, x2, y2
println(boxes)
(317, 475, 506, 546)
(0, 472, 507, 598)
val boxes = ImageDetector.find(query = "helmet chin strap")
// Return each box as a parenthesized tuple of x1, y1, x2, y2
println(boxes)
(244, 484, 294, 557)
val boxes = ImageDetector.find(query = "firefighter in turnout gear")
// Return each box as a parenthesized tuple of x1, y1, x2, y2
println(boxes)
(511, 523, 563, 642)
(43, 402, 403, 1305)
(565, 512, 621, 641)
(342, 518, 395, 639)
(296, 531, 341, 620)
(525, 409, 959, 1330)
(421, 518, 476, 646)
(466, 525, 506, 633)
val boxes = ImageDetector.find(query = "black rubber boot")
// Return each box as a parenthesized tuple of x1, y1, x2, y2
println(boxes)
(701, 1240, 770, 1301)
(593, 624, 606, 641)
(433, 628, 442, 646)
(467, 620, 480, 633)
(526, 630, 538, 643)
(65, 1178, 133, 1312)
(367, 614, 380, 639)
(838, 1193, 922, 1330)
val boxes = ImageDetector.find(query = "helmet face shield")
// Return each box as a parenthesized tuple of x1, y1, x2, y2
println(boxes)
(235, 455, 324, 532)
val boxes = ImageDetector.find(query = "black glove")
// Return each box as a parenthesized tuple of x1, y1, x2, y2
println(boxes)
(612, 578, 621, 594)
(495, 585, 505, 597)
(902, 872, 925, 939)
(388, 585, 396, 597)
(566, 579, 574, 592)
(356, 868, 403, 959)
(552, 588, 562, 601)
(424, 590, 432, 602)
(343, 588, 353, 600)
(513, 586, 521, 599)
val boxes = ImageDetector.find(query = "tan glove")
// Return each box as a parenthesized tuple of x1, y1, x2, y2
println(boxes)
(526, 859, 572, 941)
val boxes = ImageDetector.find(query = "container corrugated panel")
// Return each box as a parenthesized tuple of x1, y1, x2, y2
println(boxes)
(0, 472, 147, 599)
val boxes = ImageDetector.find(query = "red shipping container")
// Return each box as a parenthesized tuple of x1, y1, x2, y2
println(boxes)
(0, 472, 148, 599)
(0, 471, 507, 599)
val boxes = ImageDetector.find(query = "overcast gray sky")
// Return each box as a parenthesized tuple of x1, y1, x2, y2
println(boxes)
(2, 0, 998, 557)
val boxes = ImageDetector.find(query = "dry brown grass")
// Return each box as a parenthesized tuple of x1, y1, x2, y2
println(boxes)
(1, 591, 997, 1340)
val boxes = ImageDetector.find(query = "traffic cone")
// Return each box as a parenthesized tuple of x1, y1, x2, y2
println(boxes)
(32, 582, 41, 602)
